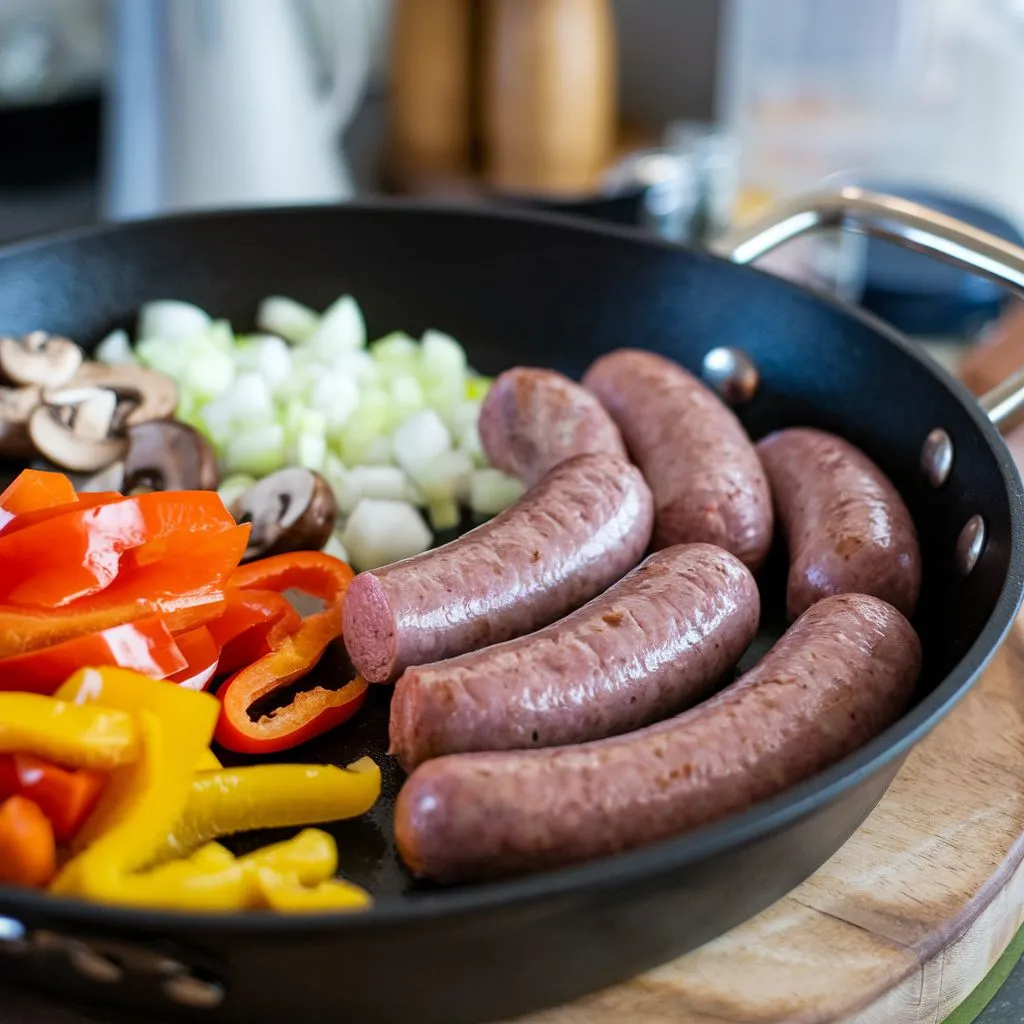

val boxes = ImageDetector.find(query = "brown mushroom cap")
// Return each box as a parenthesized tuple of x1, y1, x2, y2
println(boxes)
(56, 363, 178, 427)
(0, 331, 83, 389)
(121, 420, 220, 493)
(28, 386, 128, 472)
(231, 467, 337, 562)
(0, 384, 42, 457)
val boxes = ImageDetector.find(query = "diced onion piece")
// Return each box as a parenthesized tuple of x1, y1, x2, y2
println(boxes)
(465, 375, 493, 401)
(198, 395, 235, 447)
(223, 424, 287, 476)
(95, 329, 135, 366)
(460, 419, 487, 468)
(137, 300, 211, 342)
(332, 349, 378, 383)
(290, 410, 328, 472)
(217, 473, 256, 510)
(311, 372, 360, 431)
(411, 449, 473, 504)
(420, 329, 467, 382)
(360, 436, 393, 466)
(370, 332, 419, 380)
(235, 334, 293, 391)
(392, 410, 452, 478)
(135, 335, 190, 378)
(335, 389, 391, 465)
(469, 468, 525, 516)
(322, 533, 350, 564)
(342, 499, 432, 571)
(389, 374, 425, 422)
(327, 464, 410, 515)
(256, 296, 319, 344)
(180, 345, 235, 400)
(427, 496, 460, 532)
(226, 373, 274, 421)
(307, 295, 365, 359)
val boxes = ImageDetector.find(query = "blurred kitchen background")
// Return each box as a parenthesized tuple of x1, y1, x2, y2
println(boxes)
(7, 0, 1024, 370)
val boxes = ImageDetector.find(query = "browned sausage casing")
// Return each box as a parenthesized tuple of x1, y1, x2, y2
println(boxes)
(582, 349, 773, 570)
(395, 593, 921, 883)
(343, 452, 654, 684)
(757, 427, 921, 621)
(388, 543, 760, 771)
(477, 366, 628, 486)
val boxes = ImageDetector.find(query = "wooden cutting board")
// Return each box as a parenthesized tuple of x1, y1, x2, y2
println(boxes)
(520, 617, 1024, 1024)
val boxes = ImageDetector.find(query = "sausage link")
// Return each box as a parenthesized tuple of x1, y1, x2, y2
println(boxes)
(582, 349, 772, 570)
(389, 543, 760, 770)
(757, 427, 921, 620)
(395, 593, 920, 882)
(478, 367, 627, 486)
(343, 453, 654, 683)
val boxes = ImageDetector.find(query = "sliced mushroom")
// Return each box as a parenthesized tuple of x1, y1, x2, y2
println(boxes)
(29, 386, 128, 472)
(230, 467, 337, 562)
(0, 384, 42, 457)
(0, 331, 83, 389)
(121, 420, 219, 493)
(56, 363, 178, 427)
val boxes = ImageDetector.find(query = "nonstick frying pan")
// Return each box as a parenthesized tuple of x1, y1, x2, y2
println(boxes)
(1, 187, 1024, 1024)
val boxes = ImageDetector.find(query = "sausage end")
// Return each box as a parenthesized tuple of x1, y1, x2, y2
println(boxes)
(342, 571, 400, 684)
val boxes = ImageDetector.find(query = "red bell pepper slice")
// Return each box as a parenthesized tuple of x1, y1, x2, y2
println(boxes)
(166, 626, 221, 692)
(0, 470, 76, 520)
(0, 491, 237, 607)
(214, 552, 362, 754)
(0, 795, 56, 887)
(0, 755, 105, 844)
(207, 589, 301, 675)
(0, 616, 186, 695)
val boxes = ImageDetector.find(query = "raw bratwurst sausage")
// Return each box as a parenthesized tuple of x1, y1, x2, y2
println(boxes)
(343, 452, 654, 684)
(388, 543, 760, 771)
(478, 367, 627, 486)
(582, 349, 773, 570)
(395, 593, 921, 882)
(757, 427, 921, 621)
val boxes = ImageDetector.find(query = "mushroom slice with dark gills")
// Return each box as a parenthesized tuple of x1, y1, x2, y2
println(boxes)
(0, 331, 82, 389)
(0, 385, 42, 458)
(80, 420, 221, 495)
(230, 468, 337, 562)
(28, 386, 127, 472)
(63, 363, 178, 429)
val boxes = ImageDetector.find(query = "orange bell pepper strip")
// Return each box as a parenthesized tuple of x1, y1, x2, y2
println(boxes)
(0, 469, 76, 521)
(0, 491, 237, 607)
(0, 492, 124, 538)
(214, 552, 364, 754)
(0, 755, 105, 844)
(0, 616, 187, 696)
(0, 795, 56, 887)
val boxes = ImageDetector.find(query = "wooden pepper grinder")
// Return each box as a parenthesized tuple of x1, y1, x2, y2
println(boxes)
(480, 0, 617, 197)
(387, 0, 474, 189)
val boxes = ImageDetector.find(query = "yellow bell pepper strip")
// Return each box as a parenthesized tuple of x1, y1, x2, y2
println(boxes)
(195, 749, 222, 771)
(0, 694, 139, 770)
(236, 828, 338, 886)
(157, 757, 381, 861)
(52, 668, 219, 895)
(253, 870, 372, 913)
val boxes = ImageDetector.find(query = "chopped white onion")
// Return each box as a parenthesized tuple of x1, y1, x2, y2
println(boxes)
(342, 499, 432, 571)
(223, 423, 287, 476)
(94, 329, 135, 366)
(216, 473, 255, 510)
(307, 294, 365, 359)
(137, 300, 212, 342)
(469, 468, 525, 516)
(392, 410, 452, 478)
(256, 296, 319, 344)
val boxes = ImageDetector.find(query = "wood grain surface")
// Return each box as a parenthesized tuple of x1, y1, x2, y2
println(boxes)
(516, 617, 1024, 1024)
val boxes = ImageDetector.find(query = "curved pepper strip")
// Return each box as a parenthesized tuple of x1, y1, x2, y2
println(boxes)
(81, 829, 369, 912)
(0, 470, 76, 523)
(0, 617, 186, 696)
(0, 693, 139, 770)
(0, 493, 124, 538)
(155, 757, 381, 861)
(207, 589, 301, 676)
(52, 668, 219, 890)
(0, 795, 56, 888)
(214, 553, 364, 754)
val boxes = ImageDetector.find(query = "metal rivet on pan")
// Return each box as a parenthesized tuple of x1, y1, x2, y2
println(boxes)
(0, 916, 27, 954)
(163, 971, 226, 1009)
(69, 945, 124, 984)
(701, 347, 759, 404)
(921, 428, 954, 488)
(956, 515, 986, 578)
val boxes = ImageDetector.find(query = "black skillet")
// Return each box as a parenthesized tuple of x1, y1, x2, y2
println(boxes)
(1, 187, 1024, 1024)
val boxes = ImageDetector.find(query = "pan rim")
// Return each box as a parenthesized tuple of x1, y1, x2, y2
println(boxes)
(0, 199, 1021, 935)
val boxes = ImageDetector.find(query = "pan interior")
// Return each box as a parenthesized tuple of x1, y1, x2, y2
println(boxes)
(0, 203, 1016, 910)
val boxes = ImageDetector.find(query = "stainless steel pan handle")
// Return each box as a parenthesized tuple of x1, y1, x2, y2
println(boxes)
(709, 186, 1024, 435)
